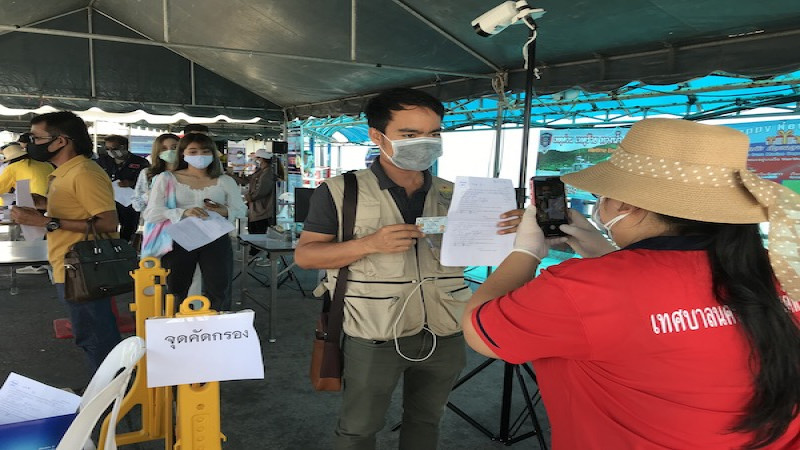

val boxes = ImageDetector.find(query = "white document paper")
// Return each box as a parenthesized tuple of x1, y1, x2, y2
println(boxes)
(0, 372, 81, 425)
(145, 310, 264, 388)
(165, 210, 235, 251)
(441, 177, 516, 267)
(112, 180, 135, 207)
(14, 179, 46, 242)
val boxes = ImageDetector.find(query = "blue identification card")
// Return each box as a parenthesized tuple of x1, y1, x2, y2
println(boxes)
(415, 216, 447, 234)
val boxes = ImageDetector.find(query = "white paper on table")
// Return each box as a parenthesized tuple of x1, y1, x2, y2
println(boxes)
(145, 310, 264, 388)
(112, 180, 135, 207)
(0, 372, 81, 425)
(440, 176, 516, 267)
(14, 179, 46, 242)
(164, 210, 235, 251)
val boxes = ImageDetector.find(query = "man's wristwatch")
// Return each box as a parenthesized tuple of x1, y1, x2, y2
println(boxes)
(45, 217, 61, 232)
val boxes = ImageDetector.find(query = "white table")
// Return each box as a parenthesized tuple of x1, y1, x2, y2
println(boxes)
(237, 234, 299, 342)
(0, 240, 49, 295)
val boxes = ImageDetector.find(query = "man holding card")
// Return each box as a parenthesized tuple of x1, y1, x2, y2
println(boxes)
(296, 88, 521, 450)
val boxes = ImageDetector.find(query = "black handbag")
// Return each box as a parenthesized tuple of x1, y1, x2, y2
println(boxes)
(63, 217, 138, 303)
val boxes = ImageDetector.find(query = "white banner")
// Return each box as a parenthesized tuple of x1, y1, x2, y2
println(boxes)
(145, 310, 264, 387)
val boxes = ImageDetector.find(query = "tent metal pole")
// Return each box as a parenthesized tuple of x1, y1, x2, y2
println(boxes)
(350, 0, 357, 61)
(87, 8, 96, 99)
(190, 61, 196, 106)
(162, 0, 170, 43)
(516, 27, 537, 209)
(492, 101, 503, 179)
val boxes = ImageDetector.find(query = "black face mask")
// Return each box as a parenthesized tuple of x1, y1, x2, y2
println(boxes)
(27, 138, 64, 162)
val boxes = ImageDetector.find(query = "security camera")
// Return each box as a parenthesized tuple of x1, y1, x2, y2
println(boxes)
(471, 1, 545, 37)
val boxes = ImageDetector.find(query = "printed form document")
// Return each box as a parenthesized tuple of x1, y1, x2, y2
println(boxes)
(165, 210, 235, 251)
(0, 372, 80, 425)
(441, 176, 516, 267)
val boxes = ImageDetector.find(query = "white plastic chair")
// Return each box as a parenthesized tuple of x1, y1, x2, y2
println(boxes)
(56, 336, 146, 450)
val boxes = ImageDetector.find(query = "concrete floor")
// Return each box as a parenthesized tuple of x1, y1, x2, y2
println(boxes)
(0, 237, 551, 450)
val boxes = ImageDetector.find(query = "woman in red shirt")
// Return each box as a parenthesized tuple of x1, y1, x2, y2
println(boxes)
(463, 119, 800, 449)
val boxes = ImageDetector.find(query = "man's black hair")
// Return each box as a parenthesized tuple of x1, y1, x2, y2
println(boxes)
(365, 88, 445, 133)
(104, 134, 129, 148)
(30, 111, 93, 157)
(183, 123, 210, 134)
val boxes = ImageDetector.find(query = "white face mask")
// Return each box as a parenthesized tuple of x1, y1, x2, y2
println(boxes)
(184, 154, 214, 169)
(380, 133, 442, 171)
(592, 196, 630, 242)
(108, 149, 126, 160)
(159, 149, 177, 164)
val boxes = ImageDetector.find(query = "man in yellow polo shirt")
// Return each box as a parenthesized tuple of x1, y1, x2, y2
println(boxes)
(11, 111, 122, 374)
(1, 141, 55, 275)
(0, 142, 53, 204)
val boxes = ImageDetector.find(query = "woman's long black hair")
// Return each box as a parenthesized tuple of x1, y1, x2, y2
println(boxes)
(660, 215, 800, 448)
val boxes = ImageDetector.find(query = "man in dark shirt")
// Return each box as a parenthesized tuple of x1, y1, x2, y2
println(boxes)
(96, 135, 149, 242)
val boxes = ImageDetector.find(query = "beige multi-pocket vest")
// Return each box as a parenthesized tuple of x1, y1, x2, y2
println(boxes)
(321, 168, 472, 341)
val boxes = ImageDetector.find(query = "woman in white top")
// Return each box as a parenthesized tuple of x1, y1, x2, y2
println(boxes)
(143, 133, 246, 311)
(132, 133, 179, 212)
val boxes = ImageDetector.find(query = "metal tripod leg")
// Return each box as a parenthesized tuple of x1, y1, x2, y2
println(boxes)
(445, 359, 548, 448)
(275, 255, 307, 296)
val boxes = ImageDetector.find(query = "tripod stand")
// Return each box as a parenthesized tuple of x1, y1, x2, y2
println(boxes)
(447, 358, 548, 448)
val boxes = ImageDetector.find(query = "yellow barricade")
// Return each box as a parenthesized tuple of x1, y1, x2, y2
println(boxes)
(99, 257, 174, 449)
(98, 258, 226, 450)
(174, 296, 226, 450)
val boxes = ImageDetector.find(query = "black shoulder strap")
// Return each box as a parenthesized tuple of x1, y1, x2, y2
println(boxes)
(324, 171, 357, 344)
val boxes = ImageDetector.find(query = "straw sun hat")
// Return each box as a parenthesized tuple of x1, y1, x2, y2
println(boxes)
(1, 143, 27, 160)
(561, 118, 800, 301)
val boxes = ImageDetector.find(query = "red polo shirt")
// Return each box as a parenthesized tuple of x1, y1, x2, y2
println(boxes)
(473, 237, 800, 449)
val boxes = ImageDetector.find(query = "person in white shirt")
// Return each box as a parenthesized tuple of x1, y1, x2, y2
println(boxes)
(132, 133, 179, 213)
(143, 133, 246, 311)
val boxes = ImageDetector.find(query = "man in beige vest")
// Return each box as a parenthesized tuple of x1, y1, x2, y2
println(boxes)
(296, 88, 522, 450)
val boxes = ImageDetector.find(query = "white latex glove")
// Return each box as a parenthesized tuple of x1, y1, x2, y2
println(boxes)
(511, 206, 549, 261)
(552, 209, 617, 258)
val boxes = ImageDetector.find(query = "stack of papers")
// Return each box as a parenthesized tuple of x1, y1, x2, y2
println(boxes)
(165, 210, 235, 251)
(0, 373, 80, 426)
(440, 177, 516, 267)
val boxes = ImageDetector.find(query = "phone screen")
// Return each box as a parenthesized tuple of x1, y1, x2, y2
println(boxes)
(532, 176, 568, 237)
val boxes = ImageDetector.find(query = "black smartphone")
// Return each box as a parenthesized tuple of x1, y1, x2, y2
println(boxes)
(203, 198, 219, 207)
(531, 176, 569, 237)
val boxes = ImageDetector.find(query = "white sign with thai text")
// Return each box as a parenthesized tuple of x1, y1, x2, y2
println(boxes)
(145, 310, 264, 387)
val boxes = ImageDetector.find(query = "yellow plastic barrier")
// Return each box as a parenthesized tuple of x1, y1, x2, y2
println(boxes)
(173, 296, 226, 450)
(98, 260, 226, 450)
(99, 257, 174, 449)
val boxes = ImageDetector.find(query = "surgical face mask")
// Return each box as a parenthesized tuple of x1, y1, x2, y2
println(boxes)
(184, 154, 214, 169)
(380, 133, 442, 171)
(592, 196, 630, 242)
(28, 138, 64, 162)
(106, 148, 126, 159)
(159, 149, 177, 164)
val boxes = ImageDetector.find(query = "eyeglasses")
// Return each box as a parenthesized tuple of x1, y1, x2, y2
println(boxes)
(105, 146, 124, 152)
(29, 135, 58, 143)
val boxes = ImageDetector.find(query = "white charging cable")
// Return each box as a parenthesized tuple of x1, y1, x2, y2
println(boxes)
(392, 277, 438, 362)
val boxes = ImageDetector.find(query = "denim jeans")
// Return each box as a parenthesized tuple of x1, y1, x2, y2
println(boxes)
(56, 283, 122, 374)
